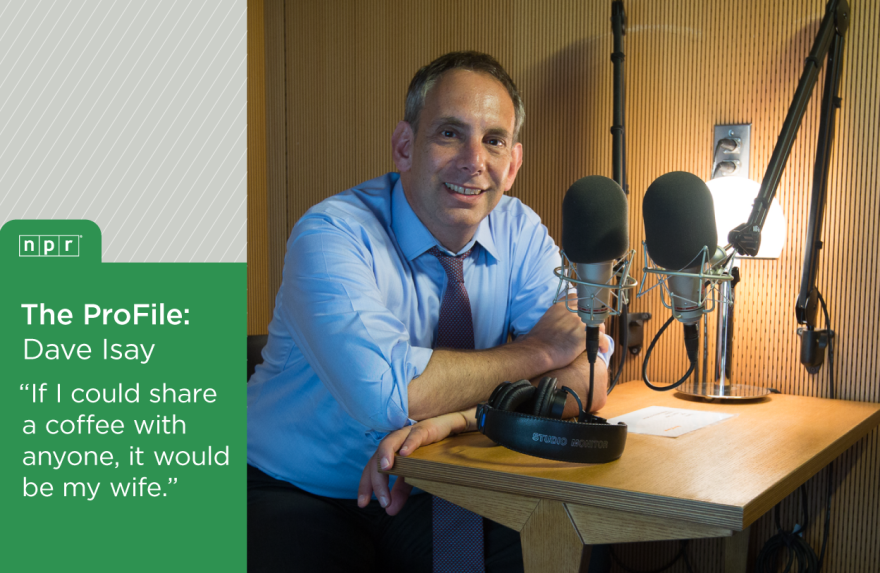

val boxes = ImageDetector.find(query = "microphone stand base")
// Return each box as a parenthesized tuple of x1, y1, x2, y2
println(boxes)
(675, 382, 771, 401)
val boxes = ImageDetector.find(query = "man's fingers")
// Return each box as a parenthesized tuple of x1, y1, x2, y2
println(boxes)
(370, 453, 391, 509)
(398, 424, 432, 456)
(373, 425, 416, 469)
(385, 476, 414, 516)
(358, 430, 411, 509)
(356, 454, 393, 510)
(375, 436, 400, 471)
(359, 419, 456, 512)
(357, 456, 377, 508)
(599, 332, 610, 354)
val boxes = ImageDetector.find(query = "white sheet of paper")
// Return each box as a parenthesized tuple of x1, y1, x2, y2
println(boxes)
(606, 406, 736, 438)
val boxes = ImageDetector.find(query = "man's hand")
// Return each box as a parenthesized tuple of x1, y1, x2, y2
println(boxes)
(517, 301, 588, 370)
(547, 349, 609, 416)
(598, 323, 610, 354)
(408, 302, 590, 420)
(533, 322, 611, 417)
(357, 409, 475, 515)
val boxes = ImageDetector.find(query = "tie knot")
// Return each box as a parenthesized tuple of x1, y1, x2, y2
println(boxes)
(428, 246, 473, 283)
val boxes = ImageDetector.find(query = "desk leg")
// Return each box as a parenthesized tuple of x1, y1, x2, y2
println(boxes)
(520, 499, 589, 573)
(723, 527, 750, 573)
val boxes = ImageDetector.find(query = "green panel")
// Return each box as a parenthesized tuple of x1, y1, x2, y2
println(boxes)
(1, 220, 246, 571)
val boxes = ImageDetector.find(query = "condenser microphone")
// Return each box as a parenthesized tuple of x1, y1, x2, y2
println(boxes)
(562, 175, 630, 412)
(642, 171, 725, 368)
(562, 176, 629, 330)
(643, 171, 721, 326)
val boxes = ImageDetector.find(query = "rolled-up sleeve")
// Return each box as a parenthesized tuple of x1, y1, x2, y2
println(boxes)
(507, 213, 563, 337)
(281, 216, 430, 432)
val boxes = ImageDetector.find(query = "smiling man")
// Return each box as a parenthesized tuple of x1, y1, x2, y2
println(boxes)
(247, 52, 612, 573)
(395, 67, 522, 253)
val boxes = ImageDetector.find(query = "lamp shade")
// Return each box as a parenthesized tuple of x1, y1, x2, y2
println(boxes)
(706, 177, 786, 259)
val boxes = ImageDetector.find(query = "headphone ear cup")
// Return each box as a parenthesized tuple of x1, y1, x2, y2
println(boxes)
(492, 380, 523, 410)
(487, 381, 510, 408)
(548, 387, 568, 419)
(496, 379, 534, 412)
(533, 377, 557, 417)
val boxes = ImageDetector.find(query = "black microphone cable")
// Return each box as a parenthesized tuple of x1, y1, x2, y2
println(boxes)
(814, 288, 835, 571)
(756, 487, 819, 572)
(816, 289, 835, 401)
(585, 327, 600, 417)
(641, 315, 697, 391)
(609, 540, 697, 573)
(756, 287, 835, 573)
(586, 359, 596, 415)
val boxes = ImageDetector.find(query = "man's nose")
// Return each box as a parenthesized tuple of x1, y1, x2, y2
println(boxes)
(457, 137, 486, 174)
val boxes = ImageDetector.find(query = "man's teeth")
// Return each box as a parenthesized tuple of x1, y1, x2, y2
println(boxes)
(445, 182, 481, 195)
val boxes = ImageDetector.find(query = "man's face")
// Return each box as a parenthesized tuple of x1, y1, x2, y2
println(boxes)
(394, 69, 523, 252)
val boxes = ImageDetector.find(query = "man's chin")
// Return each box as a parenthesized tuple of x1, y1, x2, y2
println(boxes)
(438, 209, 489, 230)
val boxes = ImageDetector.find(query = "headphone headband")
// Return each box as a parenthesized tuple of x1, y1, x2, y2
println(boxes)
(476, 379, 627, 464)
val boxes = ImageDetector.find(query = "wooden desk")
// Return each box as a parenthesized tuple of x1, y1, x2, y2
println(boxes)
(389, 382, 880, 573)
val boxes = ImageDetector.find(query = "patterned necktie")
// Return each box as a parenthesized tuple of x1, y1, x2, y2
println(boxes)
(428, 246, 484, 573)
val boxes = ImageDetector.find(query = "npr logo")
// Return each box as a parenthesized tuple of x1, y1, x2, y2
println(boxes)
(19, 235, 81, 257)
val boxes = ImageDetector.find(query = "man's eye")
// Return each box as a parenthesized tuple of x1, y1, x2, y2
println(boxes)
(442, 130, 456, 138)
(487, 138, 504, 147)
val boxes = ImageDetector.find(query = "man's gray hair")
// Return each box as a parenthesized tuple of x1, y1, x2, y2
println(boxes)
(404, 51, 525, 142)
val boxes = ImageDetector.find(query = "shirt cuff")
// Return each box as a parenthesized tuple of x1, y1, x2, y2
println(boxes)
(597, 333, 615, 368)
(408, 346, 433, 379)
(401, 346, 433, 428)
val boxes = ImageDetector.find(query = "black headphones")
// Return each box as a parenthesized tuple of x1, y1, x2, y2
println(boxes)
(476, 377, 627, 464)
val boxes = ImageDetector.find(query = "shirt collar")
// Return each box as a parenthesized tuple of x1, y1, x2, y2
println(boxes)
(391, 177, 499, 261)
(472, 212, 499, 261)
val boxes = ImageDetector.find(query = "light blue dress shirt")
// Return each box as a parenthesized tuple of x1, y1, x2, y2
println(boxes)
(247, 172, 611, 498)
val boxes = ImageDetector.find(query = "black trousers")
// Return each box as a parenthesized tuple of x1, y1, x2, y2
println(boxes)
(248, 465, 524, 573)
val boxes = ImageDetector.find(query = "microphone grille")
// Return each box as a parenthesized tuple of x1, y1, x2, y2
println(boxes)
(643, 171, 718, 270)
(561, 176, 629, 264)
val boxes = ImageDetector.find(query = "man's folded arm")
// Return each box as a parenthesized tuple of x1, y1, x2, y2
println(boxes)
(281, 218, 590, 431)
(407, 302, 588, 420)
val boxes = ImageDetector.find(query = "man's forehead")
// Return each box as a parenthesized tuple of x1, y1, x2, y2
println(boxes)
(430, 69, 511, 103)
(424, 70, 516, 131)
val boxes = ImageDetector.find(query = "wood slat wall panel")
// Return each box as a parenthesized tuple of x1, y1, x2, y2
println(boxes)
(264, 0, 288, 318)
(247, 0, 269, 333)
(250, 0, 880, 570)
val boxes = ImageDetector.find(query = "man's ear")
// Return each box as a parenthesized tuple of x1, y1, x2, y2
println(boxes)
(391, 121, 414, 172)
(503, 142, 524, 192)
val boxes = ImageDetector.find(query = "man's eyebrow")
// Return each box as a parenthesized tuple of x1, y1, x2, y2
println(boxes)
(484, 126, 512, 139)
(433, 117, 512, 139)
(433, 116, 469, 130)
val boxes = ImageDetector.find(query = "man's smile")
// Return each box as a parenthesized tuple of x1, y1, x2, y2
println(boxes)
(444, 182, 484, 196)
